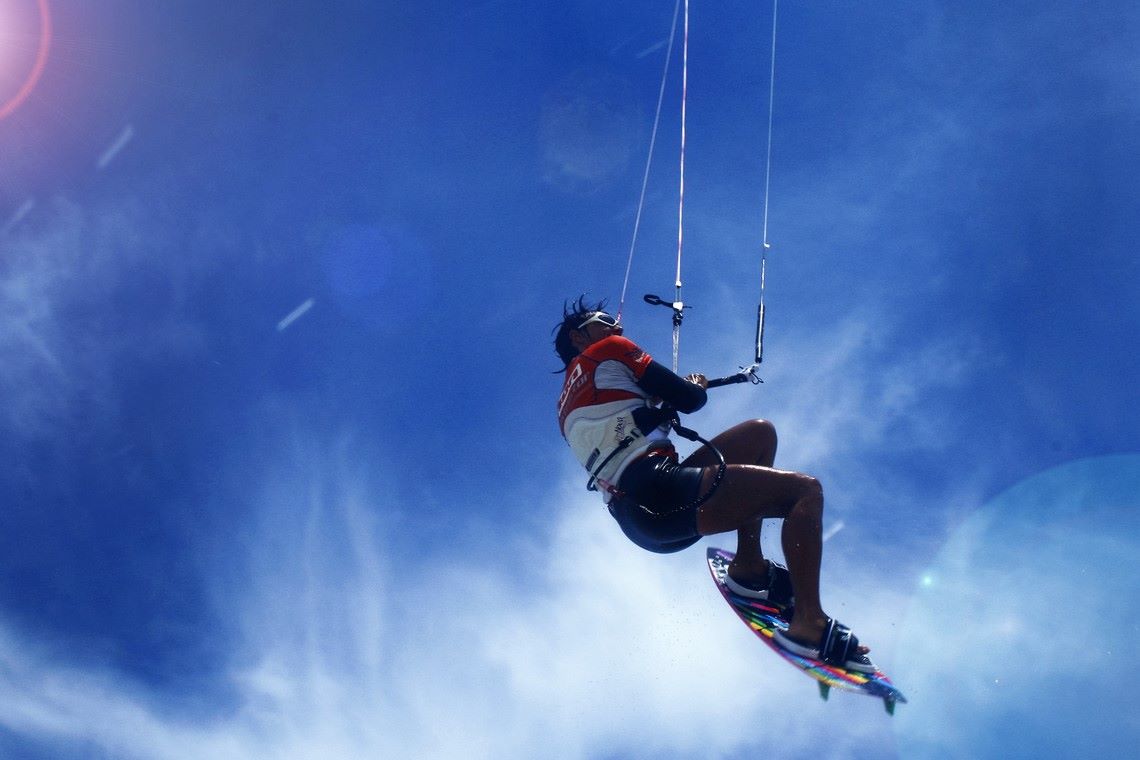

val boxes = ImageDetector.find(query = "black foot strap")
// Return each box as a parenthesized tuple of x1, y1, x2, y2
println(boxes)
(819, 620, 860, 668)
(766, 562, 795, 607)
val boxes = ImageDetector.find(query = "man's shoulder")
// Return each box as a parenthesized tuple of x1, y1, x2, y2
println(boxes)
(585, 335, 651, 366)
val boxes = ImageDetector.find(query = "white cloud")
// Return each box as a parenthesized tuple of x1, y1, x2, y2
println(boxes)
(1, 200, 89, 437)
(0, 197, 207, 440)
(0, 438, 909, 759)
(539, 69, 643, 194)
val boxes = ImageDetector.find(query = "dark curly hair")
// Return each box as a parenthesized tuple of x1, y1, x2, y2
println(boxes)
(553, 295, 609, 370)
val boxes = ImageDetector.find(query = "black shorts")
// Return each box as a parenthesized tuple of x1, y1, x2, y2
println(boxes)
(608, 452, 707, 554)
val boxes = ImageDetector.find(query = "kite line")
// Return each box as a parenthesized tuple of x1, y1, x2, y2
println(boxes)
(622, 0, 779, 381)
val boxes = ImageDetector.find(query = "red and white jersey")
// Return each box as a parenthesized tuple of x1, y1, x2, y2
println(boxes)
(557, 336, 671, 492)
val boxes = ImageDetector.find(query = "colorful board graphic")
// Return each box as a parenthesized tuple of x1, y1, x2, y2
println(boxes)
(707, 547, 907, 713)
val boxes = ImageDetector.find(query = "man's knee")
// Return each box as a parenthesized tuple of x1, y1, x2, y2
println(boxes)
(742, 418, 777, 463)
(753, 417, 777, 442)
(743, 417, 776, 439)
(798, 475, 823, 514)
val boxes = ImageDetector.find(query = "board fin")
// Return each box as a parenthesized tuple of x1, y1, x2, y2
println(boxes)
(817, 681, 830, 701)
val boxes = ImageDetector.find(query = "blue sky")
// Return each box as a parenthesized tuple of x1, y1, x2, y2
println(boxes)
(1, 1, 1138, 757)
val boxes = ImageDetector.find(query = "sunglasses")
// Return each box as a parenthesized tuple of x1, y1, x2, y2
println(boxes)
(577, 312, 621, 330)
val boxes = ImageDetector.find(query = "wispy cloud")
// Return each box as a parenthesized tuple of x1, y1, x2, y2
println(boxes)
(539, 70, 642, 193)
(0, 436, 905, 759)
(1, 201, 92, 438)
(0, 199, 207, 440)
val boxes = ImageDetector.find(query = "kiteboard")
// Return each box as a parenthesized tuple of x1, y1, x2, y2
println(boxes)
(707, 547, 907, 713)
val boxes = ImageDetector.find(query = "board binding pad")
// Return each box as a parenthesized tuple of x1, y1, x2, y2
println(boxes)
(707, 547, 906, 713)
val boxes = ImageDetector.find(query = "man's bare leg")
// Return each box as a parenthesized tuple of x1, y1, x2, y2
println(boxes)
(694, 464, 862, 651)
(681, 419, 776, 583)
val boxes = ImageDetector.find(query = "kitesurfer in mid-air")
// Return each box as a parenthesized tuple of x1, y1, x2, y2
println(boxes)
(554, 296, 873, 672)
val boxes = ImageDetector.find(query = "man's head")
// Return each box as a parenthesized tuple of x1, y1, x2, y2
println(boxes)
(553, 296, 623, 369)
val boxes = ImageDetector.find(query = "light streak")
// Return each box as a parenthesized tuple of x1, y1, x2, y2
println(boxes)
(96, 125, 135, 170)
(276, 298, 315, 332)
(1, 197, 35, 235)
(636, 38, 668, 59)
(822, 520, 845, 543)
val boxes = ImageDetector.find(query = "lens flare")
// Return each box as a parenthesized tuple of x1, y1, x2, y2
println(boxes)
(894, 455, 1140, 756)
(0, 0, 51, 120)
